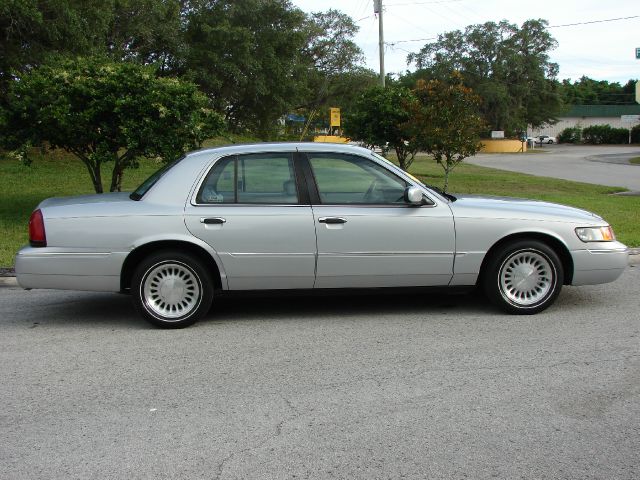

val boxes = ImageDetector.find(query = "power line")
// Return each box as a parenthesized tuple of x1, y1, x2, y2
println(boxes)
(355, 14, 376, 22)
(387, 36, 437, 46)
(549, 15, 639, 28)
(386, 15, 640, 46)
(385, 0, 463, 5)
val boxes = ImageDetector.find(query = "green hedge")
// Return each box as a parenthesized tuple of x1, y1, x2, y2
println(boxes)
(558, 126, 582, 143)
(582, 124, 629, 144)
(631, 125, 640, 144)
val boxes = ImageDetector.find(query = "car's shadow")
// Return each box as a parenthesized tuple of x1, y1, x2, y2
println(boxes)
(209, 288, 490, 323)
(10, 284, 601, 329)
(12, 288, 490, 329)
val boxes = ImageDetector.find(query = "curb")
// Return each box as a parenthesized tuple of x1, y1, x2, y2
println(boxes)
(0, 277, 18, 287)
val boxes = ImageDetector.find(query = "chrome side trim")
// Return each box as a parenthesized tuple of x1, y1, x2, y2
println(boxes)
(228, 252, 315, 257)
(18, 252, 111, 257)
(226, 252, 452, 257)
(587, 248, 629, 254)
(318, 252, 454, 257)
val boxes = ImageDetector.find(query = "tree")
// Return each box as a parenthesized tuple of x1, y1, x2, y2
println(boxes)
(1, 56, 223, 193)
(298, 10, 372, 111)
(0, 1, 184, 102)
(559, 76, 638, 105)
(0, 0, 106, 103)
(183, 0, 310, 138)
(1, 1, 371, 137)
(344, 85, 419, 171)
(407, 19, 562, 135)
(407, 76, 485, 192)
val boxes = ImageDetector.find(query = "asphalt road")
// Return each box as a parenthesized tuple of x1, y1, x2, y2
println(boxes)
(1, 267, 639, 480)
(467, 145, 640, 191)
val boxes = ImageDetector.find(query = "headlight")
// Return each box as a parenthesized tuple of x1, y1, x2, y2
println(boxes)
(575, 226, 615, 242)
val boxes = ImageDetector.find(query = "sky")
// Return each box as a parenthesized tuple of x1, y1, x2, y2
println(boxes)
(292, 0, 640, 84)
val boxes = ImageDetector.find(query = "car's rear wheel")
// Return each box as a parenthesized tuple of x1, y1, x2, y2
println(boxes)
(548, 139, 554, 144)
(483, 240, 563, 314)
(132, 250, 213, 328)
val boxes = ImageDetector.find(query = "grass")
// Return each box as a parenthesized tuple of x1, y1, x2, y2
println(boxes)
(404, 154, 639, 248)
(629, 156, 640, 165)
(0, 150, 160, 267)
(1, 149, 638, 267)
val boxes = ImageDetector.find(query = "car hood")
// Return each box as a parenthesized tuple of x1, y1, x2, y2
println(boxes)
(38, 192, 133, 209)
(449, 194, 604, 223)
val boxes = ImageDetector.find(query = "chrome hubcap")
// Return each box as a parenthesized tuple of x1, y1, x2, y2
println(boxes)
(499, 250, 554, 307)
(142, 262, 201, 320)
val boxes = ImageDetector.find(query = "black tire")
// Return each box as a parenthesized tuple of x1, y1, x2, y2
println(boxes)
(482, 240, 564, 314)
(131, 250, 214, 328)
(548, 140, 554, 144)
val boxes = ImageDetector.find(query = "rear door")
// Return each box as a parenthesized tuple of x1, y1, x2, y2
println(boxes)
(184, 152, 316, 290)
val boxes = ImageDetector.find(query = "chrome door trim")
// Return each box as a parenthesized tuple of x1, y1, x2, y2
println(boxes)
(318, 251, 454, 257)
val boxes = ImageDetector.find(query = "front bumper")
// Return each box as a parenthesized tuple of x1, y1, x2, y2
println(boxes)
(570, 241, 629, 286)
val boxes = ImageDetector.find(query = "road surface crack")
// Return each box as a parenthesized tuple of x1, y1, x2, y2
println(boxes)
(214, 395, 301, 480)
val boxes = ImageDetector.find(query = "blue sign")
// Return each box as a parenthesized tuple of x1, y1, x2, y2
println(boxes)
(637, 47, 640, 59)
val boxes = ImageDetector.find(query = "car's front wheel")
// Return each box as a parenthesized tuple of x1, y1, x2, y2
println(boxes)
(483, 240, 563, 314)
(132, 251, 213, 328)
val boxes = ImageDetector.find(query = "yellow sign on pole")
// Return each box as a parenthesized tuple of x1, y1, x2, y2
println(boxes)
(330, 107, 341, 127)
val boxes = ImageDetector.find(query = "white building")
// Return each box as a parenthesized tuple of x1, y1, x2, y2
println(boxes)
(530, 105, 640, 137)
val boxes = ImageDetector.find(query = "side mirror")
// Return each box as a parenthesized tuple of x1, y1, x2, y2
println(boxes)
(404, 186, 423, 205)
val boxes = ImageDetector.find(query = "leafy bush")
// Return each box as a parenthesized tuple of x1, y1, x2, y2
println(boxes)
(582, 124, 629, 144)
(558, 127, 582, 143)
(631, 125, 640, 144)
(1, 56, 224, 193)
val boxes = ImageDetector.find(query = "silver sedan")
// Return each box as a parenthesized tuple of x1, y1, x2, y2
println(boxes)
(15, 143, 628, 327)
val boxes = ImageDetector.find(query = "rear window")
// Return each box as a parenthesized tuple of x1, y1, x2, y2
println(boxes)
(130, 156, 185, 200)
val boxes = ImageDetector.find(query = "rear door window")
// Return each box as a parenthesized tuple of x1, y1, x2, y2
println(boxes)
(197, 153, 299, 204)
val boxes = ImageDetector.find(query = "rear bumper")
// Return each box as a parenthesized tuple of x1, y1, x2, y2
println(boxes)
(570, 243, 629, 286)
(15, 246, 126, 292)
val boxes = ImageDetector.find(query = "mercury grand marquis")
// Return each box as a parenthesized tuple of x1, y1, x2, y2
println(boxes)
(15, 143, 629, 327)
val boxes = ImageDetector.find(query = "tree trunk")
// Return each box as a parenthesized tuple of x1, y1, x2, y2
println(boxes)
(72, 150, 103, 193)
(443, 168, 450, 193)
(396, 147, 408, 170)
(93, 166, 103, 193)
(110, 162, 124, 192)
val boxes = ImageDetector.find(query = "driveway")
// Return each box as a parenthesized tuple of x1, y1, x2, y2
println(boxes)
(1, 267, 639, 479)
(468, 145, 640, 191)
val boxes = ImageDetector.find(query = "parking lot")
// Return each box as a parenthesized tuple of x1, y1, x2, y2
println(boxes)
(1, 264, 639, 479)
(468, 144, 640, 192)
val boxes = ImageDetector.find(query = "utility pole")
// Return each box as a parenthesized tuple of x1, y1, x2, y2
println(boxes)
(374, 0, 385, 87)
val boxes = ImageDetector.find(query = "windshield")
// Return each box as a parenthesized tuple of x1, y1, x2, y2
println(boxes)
(130, 156, 185, 201)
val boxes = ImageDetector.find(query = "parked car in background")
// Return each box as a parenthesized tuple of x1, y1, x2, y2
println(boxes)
(534, 135, 557, 144)
(16, 143, 628, 328)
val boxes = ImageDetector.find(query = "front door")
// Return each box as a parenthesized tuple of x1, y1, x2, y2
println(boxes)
(303, 152, 455, 288)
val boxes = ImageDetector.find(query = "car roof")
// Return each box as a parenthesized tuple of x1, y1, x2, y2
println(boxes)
(186, 142, 374, 159)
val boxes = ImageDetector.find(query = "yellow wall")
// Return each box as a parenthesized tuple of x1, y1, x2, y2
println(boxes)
(313, 135, 349, 144)
(480, 139, 527, 153)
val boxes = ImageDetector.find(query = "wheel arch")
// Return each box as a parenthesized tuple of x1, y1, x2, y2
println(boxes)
(120, 240, 224, 293)
(478, 232, 574, 285)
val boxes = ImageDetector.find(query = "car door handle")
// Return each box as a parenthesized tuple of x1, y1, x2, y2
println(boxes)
(318, 217, 347, 224)
(201, 217, 226, 224)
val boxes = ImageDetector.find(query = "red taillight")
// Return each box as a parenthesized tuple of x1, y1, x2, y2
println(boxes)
(29, 209, 47, 247)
